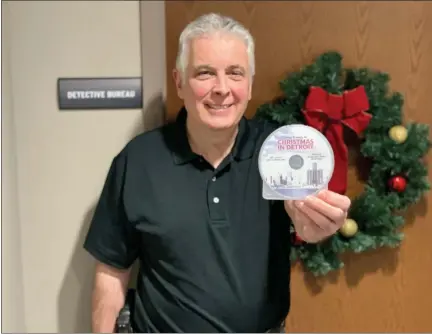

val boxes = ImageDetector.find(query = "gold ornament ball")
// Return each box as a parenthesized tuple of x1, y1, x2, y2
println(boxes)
(389, 125, 408, 143)
(339, 218, 358, 237)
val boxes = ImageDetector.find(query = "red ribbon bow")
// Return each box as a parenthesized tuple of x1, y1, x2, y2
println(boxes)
(302, 85, 372, 194)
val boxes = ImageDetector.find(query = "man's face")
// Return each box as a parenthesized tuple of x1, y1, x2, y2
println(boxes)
(174, 32, 252, 131)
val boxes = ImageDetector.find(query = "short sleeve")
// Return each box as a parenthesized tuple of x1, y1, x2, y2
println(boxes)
(269, 200, 292, 257)
(83, 152, 139, 270)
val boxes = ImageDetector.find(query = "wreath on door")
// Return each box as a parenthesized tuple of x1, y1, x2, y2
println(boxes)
(254, 51, 431, 276)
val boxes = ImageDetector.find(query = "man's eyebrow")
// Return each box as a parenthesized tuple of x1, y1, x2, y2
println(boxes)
(193, 64, 246, 71)
(227, 64, 246, 72)
(193, 65, 213, 71)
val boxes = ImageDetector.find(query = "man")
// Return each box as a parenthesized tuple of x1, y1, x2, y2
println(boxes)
(84, 13, 350, 333)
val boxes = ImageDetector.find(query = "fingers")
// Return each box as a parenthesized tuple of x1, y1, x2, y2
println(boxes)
(316, 190, 351, 212)
(284, 190, 352, 243)
(303, 195, 347, 225)
(291, 204, 327, 241)
(284, 200, 295, 212)
(295, 201, 336, 234)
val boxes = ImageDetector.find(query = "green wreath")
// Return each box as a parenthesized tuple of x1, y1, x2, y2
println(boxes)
(254, 51, 431, 276)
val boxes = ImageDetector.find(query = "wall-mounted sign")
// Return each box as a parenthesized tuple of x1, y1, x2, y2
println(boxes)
(57, 77, 142, 110)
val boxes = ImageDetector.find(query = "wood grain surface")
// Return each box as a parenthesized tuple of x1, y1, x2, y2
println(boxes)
(164, 1, 432, 332)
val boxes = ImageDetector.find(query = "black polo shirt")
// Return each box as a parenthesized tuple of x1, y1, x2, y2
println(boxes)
(83, 108, 292, 333)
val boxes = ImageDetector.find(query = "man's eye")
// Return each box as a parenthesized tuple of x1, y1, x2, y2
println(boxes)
(230, 72, 244, 79)
(198, 71, 212, 76)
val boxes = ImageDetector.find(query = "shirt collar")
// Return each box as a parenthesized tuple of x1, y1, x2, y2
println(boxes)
(170, 106, 255, 165)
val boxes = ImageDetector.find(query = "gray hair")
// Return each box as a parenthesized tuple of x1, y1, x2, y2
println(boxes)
(175, 13, 255, 82)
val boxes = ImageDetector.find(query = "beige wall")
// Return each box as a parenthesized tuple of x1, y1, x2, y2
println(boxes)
(1, 1, 166, 332)
(2, 3, 26, 332)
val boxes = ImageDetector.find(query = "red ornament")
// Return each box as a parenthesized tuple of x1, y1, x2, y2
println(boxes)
(302, 85, 372, 195)
(388, 175, 407, 192)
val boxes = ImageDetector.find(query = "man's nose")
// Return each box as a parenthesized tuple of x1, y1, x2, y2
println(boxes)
(213, 75, 229, 95)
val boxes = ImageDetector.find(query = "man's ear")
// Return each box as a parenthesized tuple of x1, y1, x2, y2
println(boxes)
(173, 69, 184, 99)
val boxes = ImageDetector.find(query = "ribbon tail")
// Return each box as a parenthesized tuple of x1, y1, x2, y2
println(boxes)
(326, 124, 348, 195)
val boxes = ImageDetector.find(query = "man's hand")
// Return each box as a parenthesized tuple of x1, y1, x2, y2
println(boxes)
(284, 190, 351, 243)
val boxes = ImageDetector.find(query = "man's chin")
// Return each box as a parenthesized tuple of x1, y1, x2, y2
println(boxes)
(202, 116, 238, 131)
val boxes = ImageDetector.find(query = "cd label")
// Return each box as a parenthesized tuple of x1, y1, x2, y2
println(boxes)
(258, 124, 334, 200)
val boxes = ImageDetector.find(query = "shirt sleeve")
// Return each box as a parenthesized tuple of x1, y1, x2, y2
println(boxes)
(83, 151, 140, 270)
(270, 200, 292, 256)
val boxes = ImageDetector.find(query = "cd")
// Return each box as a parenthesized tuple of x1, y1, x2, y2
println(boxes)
(258, 124, 334, 200)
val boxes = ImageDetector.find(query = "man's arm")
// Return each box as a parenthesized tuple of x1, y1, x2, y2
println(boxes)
(91, 262, 132, 333)
(83, 151, 140, 332)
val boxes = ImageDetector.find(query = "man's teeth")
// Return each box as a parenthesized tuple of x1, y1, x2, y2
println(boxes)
(208, 104, 231, 109)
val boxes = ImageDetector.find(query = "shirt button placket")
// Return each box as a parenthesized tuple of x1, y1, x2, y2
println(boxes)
(208, 173, 226, 221)
(211, 176, 218, 204)
(211, 175, 219, 205)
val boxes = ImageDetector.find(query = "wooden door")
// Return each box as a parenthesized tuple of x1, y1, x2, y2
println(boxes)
(164, 1, 432, 332)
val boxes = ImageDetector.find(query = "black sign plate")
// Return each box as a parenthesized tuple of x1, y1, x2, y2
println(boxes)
(57, 77, 142, 110)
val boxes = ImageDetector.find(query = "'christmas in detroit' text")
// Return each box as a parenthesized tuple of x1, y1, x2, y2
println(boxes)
(277, 138, 314, 150)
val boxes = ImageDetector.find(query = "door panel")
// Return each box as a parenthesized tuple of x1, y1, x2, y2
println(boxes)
(165, 1, 432, 332)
